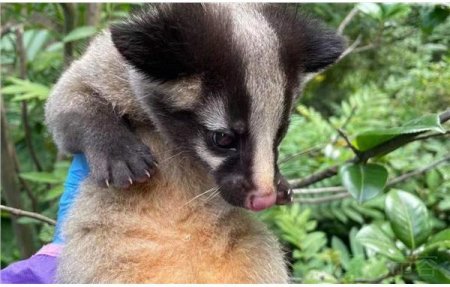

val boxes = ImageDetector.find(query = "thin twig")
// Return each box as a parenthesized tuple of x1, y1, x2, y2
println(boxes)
(294, 186, 345, 194)
(337, 6, 359, 35)
(294, 192, 351, 204)
(338, 34, 362, 60)
(278, 145, 323, 165)
(0, 204, 56, 225)
(388, 154, 450, 186)
(353, 43, 376, 53)
(337, 128, 361, 157)
(413, 131, 450, 141)
(340, 105, 358, 131)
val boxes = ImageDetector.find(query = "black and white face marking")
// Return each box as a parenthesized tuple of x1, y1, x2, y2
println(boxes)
(112, 3, 345, 211)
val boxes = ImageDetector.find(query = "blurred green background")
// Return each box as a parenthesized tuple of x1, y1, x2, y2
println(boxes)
(1, 3, 449, 283)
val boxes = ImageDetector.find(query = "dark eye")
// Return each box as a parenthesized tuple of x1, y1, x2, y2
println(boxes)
(211, 131, 237, 150)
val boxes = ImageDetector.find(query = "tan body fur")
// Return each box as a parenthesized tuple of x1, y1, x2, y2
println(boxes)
(52, 32, 289, 283)
(58, 129, 288, 283)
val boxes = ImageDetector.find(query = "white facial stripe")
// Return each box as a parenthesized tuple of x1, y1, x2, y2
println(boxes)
(230, 4, 286, 189)
(198, 97, 228, 131)
(194, 139, 225, 170)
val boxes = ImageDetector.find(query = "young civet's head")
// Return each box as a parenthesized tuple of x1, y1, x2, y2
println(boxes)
(111, 4, 344, 211)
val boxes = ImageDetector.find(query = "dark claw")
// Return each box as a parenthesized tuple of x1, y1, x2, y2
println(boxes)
(87, 139, 158, 190)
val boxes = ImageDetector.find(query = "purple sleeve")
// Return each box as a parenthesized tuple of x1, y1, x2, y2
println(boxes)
(0, 244, 62, 284)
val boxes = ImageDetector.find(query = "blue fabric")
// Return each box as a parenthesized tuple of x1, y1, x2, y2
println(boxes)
(53, 153, 89, 244)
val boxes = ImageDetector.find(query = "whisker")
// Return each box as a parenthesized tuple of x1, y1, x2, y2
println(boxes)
(159, 150, 187, 164)
(183, 186, 218, 207)
(205, 189, 220, 202)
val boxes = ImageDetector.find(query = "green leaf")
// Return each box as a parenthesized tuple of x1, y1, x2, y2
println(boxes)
(303, 270, 338, 283)
(332, 236, 350, 270)
(356, 224, 406, 263)
(19, 172, 63, 184)
(354, 114, 445, 151)
(416, 250, 450, 283)
(423, 229, 450, 253)
(382, 4, 411, 19)
(1, 77, 50, 101)
(63, 26, 97, 43)
(426, 170, 441, 190)
(358, 3, 382, 21)
(342, 206, 364, 223)
(421, 6, 450, 35)
(349, 227, 365, 259)
(43, 185, 64, 202)
(385, 189, 432, 250)
(38, 224, 55, 243)
(25, 29, 50, 61)
(340, 163, 388, 203)
(428, 229, 450, 246)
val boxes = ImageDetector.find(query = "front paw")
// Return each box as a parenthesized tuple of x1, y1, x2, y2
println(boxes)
(275, 175, 293, 205)
(86, 140, 157, 189)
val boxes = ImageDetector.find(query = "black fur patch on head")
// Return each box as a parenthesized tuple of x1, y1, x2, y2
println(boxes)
(262, 4, 346, 74)
(111, 4, 241, 81)
(114, 4, 257, 205)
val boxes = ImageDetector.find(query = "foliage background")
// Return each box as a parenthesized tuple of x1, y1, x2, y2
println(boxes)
(1, 3, 449, 283)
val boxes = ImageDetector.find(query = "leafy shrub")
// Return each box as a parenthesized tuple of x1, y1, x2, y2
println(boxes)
(1, 3, 449, 283)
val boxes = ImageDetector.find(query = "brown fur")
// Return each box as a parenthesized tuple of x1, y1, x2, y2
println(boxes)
(57, 127, 288, 283)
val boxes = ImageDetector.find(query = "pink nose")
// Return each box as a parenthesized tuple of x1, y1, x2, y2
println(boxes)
(245, 192, 277, 211)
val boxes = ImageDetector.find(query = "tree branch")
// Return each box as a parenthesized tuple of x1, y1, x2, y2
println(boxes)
(86, 3, 101, 26)
(1, 23, 15, 37)
(16, 25, 43, 172)
(0, 205, 56, 225)
(61, 3, 76, 67)
(289, 165, 339, 188)
(1, 98, 36, 257)
(293, 155, 450, 203)
(289, 110, 450, 189)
